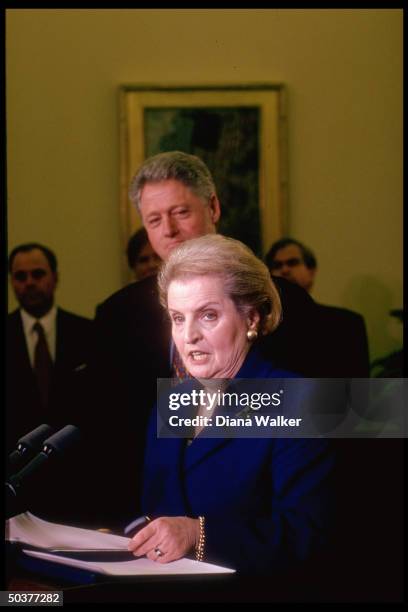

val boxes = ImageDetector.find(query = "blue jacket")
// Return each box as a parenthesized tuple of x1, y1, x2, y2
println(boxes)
(142, 347, 335, 573)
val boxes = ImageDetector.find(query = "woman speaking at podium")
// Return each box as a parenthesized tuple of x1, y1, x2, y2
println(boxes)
(128, 235, 335, 574)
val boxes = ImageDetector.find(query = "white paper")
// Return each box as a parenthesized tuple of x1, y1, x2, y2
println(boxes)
(6, 512, 235, 576)
(6, 511, 130, 550)
(22, 549, 235, 576)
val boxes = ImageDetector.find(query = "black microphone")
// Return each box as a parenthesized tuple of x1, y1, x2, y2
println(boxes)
(7, 424, 54, 477)
(6, 425, 81, 518)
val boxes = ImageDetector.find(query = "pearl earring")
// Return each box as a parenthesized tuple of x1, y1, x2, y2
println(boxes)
(247, 329, 258, 342)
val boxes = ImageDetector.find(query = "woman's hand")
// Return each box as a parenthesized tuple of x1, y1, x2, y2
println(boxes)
(128, 516, 199, 563)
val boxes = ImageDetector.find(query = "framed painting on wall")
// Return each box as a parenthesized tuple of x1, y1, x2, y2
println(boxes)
(119, 84, 288, 283)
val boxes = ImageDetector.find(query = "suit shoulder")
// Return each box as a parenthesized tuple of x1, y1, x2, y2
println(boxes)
(317, 304, 365, 325)
(272, 276, 316, 310)
(7, 309, 21, 322)
(57, 309, 93, 330)
(7, 310, 22, 332)
(95, 275, 158, 317)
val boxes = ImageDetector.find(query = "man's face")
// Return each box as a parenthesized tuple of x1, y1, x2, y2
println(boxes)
(139, 179, 221, 260)
(10, 249, 57, 317)
(269, 244, 316, 292)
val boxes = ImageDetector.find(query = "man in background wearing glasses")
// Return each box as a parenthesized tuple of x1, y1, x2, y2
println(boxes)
(265, 237, 369, 377)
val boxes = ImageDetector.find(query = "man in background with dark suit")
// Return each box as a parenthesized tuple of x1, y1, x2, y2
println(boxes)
(7, 242, 93, 522)
(263, 238, 404, 600)
(265, 237, 370, 377)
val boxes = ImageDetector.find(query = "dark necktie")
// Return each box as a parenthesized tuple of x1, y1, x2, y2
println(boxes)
(33, 321, 53, 408)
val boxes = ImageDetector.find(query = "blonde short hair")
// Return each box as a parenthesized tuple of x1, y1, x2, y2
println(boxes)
(158, 234, 282, 334)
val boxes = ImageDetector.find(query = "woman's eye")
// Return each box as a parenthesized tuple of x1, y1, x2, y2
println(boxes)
(172, 315, 184, 324)
(203, 311, 217, 321)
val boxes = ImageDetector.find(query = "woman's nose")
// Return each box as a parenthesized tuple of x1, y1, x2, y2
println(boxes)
(184, 319, 201, 344)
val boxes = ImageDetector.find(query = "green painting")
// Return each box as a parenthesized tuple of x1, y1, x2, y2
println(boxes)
(144, 107, 261, 256)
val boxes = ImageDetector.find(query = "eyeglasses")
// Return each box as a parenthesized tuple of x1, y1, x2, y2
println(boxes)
(12, 269, 47, 282)
(269, 258, 302, 271)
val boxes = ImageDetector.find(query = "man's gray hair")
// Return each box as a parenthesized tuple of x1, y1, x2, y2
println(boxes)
(129, 151, 216, 209)
(158, 234, 282, 335)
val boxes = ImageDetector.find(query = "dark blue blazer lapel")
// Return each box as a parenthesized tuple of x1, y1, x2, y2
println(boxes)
(169, 376, 235, 471)
(234, 345, 288, 379)
(183, 346, 292, 471)
(183, 435, 232, 472)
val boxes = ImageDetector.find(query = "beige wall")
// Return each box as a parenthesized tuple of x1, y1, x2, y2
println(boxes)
(6, 9, 402, 361)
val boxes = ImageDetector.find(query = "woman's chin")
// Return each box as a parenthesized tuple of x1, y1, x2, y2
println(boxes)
(188, 366, 211, 379)
(186, 360, 213, 379)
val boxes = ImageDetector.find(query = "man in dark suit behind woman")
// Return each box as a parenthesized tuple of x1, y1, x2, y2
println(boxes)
(266, 237, 403, 600)
(7, 243, 94, 523)
(264, 237, 370, 378)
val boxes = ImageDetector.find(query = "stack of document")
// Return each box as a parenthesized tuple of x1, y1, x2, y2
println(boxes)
(6, 512, 235, 577)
